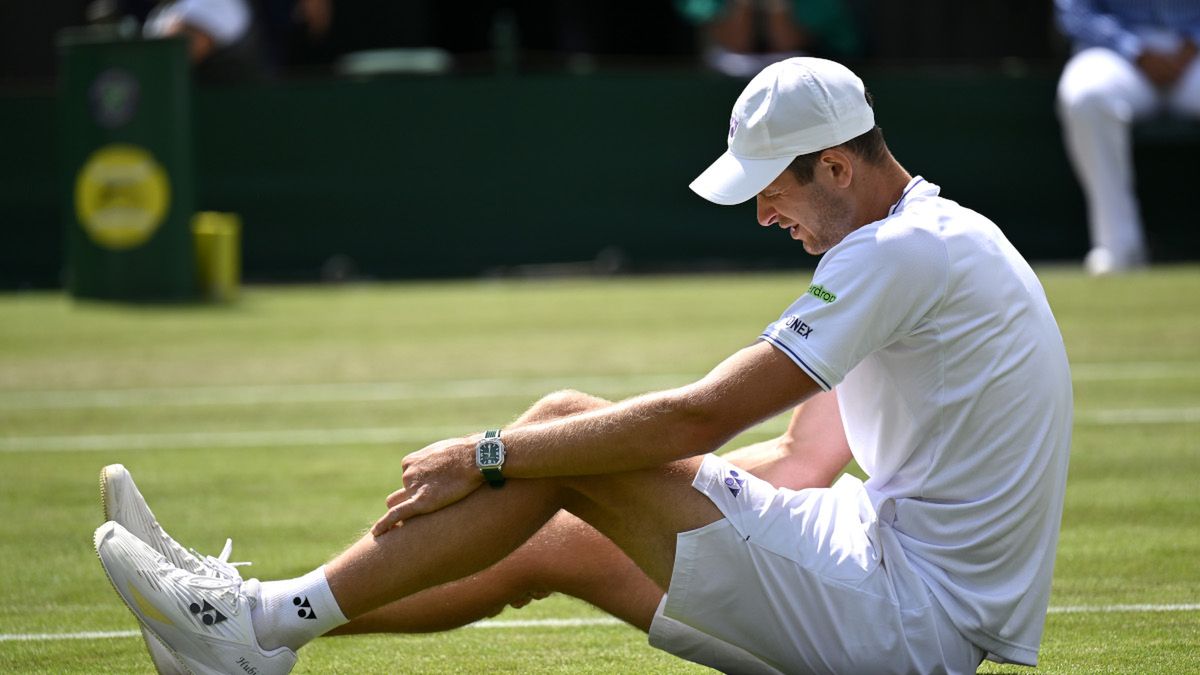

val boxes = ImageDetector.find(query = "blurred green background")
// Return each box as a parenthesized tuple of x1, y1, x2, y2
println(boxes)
(4, 1, 1198, 290)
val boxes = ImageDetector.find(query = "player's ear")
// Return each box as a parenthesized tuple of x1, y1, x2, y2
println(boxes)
(819, 149, 854, 189)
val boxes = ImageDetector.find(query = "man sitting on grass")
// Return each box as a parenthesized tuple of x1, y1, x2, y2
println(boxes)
(94, 57, 1072, 675)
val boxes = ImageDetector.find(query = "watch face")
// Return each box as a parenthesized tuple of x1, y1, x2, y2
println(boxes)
(478, 441, 503, 467)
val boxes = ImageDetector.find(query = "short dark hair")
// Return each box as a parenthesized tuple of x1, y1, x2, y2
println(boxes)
(786, 90, 889, 185)
(786, 126, 889, 185)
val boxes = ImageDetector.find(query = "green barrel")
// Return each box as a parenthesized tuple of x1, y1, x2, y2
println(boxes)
(58, 31, 195, 301)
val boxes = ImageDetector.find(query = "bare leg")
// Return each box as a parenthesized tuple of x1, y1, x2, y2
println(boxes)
(324, 450, 719, 619)
(327, 389, 846, 635)
(333, 389, 665, 633)
(332, 510, 661, 634)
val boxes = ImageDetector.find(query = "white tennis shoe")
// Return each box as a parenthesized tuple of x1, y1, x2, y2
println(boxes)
(101, 464, 249, 579)
(95, 521, 297, 675)
(100, 464, 249, 674)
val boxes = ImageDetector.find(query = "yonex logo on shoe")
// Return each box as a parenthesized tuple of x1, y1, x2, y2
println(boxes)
(188, 600, 227, 626)
(294, 595, 318, 620)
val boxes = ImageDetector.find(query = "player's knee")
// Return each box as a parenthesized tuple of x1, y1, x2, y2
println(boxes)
(533, 389, 602, 419)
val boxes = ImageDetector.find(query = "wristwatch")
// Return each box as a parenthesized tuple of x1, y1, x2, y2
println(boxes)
(475, 429, 506, 489)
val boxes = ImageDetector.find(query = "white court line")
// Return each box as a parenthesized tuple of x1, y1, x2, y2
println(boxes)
(0, 630, 140, 642)
(1047, 603, 1200, 614)
(0, 618, 626, 642)
(1070, 361, 1200, 382)
(469, 617, 625, 629)
(0, 375, 692, 412)
(0, 426, 476, 453)
(4, 605, 1197, 642)
(1076, 407, 1200, 425)
(0, 361, 1196, 412)
(2, 406, 1197, 453)
(0, 619, 627, 642)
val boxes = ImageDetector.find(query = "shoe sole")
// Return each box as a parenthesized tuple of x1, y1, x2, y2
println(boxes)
(93, 523, 204, 675)
(96, 523, 288, 675)
(98, 468, 192, 675)
(99, 464, 114, 520)
(94, 523, 294, 675)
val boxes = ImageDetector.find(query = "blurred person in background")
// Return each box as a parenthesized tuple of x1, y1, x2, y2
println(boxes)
(676, 0, 860, 77)
(428, 1, 694, 73)
(142, 0, 267, 81)
(1055, 0, 1200, 275)
(255, 0, 333, 71)
(289, 0, 331, 42)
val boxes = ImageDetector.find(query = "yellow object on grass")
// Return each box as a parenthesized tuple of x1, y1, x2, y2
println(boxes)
(192, 212, 241, 302)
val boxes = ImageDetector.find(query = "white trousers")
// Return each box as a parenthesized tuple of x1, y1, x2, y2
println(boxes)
(1056, 36, 1200, 267)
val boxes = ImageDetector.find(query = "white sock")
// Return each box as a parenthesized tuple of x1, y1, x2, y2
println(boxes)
(250, 566, 348, 652)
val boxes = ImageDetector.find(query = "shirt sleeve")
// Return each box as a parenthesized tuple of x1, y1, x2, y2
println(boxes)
(1054, 0, 1143, 60)
(759, 222, 947, 391)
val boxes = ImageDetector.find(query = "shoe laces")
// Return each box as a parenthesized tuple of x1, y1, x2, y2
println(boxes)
(155, 557, 252, 615)
(191, 538, 252, 580)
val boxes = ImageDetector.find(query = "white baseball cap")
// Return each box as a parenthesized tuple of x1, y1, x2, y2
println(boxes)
(690, 57, 876, 205)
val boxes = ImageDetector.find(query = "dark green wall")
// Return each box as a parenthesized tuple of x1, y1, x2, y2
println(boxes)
(3, 68, 1195, 289)
(191, 73, 771, 281)
(0, 93, 59, 288)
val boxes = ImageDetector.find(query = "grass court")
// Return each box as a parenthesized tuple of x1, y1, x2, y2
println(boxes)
(0, 267, 1197, 673)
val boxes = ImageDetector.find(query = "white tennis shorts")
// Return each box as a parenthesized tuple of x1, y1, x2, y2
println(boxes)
(648, 454, 983, 675)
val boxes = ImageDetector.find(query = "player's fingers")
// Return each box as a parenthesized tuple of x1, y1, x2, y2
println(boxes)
(384, 486, 408, 508)
(372, 491, 429, 536)
(373, 492, 412, 534)
(371, 505, 405, 536)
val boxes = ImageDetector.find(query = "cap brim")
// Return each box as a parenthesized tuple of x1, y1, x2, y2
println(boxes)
(689, 151, 795, 206)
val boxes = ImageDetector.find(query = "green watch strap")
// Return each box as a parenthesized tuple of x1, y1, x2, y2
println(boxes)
(481, 466, 505, 489)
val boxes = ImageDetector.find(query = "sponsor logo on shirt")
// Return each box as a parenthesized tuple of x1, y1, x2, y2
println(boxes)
(806, 284, 837, 303)
(724, 469, 746, 498)
(783, 315, 813, 339)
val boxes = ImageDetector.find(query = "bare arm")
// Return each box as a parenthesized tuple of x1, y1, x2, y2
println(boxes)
(723, 389, 852, 490)
(501, 341, 822, 478)
(372, 341, 822, 533)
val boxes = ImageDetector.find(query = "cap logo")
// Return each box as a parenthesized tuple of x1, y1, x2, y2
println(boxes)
(728, 115, 740, 140)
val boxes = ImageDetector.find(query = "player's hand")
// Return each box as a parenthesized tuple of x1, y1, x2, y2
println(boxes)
(371, 436, 482, 535)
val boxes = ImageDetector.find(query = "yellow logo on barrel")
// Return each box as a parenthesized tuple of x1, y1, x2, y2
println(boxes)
(75, 144, 171, 250)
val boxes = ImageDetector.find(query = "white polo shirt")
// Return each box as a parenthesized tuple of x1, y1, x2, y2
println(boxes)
(759, 177, 1072, 665)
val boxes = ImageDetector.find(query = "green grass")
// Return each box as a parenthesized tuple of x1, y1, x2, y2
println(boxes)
(0, 267, 1198, 673)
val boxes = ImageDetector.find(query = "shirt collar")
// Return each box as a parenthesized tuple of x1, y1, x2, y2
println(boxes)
(888, 176, 939, 216)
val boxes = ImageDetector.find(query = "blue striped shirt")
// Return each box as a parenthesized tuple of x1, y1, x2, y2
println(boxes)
(1055, 0, 1200, 58)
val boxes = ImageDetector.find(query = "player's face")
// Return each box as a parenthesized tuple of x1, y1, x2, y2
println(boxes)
(756, 169, 855, 255)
